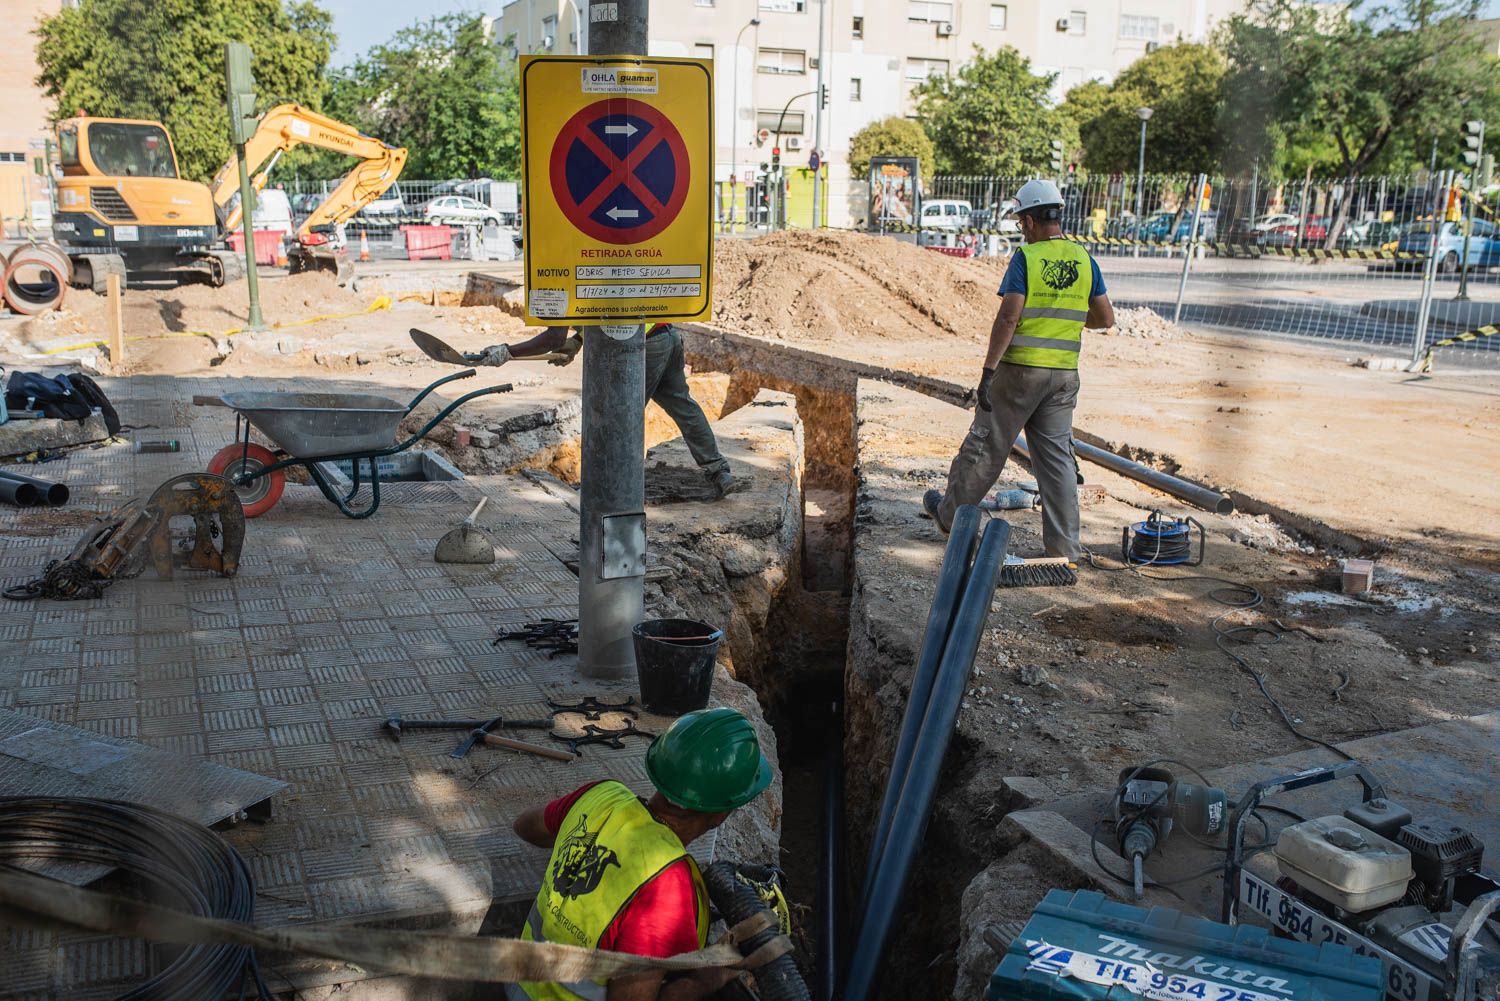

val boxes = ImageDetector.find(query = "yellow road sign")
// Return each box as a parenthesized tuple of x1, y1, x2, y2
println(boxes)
(521, 56, 713, 325)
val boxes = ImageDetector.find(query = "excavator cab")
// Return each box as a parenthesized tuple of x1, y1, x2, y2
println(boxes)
(52, 117, 241, 291)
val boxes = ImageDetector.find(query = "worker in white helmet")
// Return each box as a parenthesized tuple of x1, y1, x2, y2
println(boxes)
(923, 178, 1115, 560)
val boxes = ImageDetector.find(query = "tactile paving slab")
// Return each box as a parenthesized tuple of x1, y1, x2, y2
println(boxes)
(0, 707, 287, 883)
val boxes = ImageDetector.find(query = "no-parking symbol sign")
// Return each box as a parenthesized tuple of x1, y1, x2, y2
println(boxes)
(521, 56, 712, 324)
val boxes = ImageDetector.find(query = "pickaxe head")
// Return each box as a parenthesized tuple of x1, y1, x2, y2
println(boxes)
(383, 716, 402, 741)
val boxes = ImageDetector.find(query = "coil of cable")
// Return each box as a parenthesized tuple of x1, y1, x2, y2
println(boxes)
(0, 797, 268, 1000)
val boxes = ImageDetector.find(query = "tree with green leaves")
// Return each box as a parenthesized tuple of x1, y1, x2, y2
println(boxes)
(1062, 43, 1225, 175)
(34, 0, 333, 182)
(1219, 0, 1500, 244)
(847, 116, 936, 181)
(327, 15, 520, 180)
(912, 46, 1075, 176)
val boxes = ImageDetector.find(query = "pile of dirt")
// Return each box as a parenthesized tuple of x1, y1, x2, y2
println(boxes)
(712, 230, 1005, 344)
(18, 272, 370, 344)
(1100, 306, 1187, 339)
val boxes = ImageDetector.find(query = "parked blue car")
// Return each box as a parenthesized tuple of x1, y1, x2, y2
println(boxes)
(1397, 219, 1500, 273)
(1138, 210, 1218, 243)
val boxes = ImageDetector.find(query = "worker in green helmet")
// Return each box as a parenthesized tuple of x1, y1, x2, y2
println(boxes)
(508, 707, 773, 1001)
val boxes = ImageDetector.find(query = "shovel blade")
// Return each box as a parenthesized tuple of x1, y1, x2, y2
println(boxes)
(410, 328, 469, 366)
(435, 524, 496, 564)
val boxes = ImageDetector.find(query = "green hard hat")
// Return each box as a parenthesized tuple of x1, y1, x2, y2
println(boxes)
(646, 707, 773, 813)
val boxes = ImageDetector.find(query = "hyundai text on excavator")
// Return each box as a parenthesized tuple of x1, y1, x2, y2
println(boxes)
(52, 116, 243, 291)
(50, 106, 405, 290)
(206, 103, 407, 283)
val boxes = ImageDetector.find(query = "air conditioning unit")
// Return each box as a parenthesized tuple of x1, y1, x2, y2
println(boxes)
(785, 136, 804, 150)
(1056, 17, 1070, 32)
(542, 34, 555, 49)
(1145, 40, 1160, 52)
(936, 21, 955, 35)
(810, 56, 820, 69)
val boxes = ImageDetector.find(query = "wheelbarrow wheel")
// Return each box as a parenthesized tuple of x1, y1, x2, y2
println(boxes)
(208, 443, 285, 518)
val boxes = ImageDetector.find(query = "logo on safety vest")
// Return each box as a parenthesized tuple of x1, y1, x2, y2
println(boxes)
(1040, 257, 1080, 291)
(551, 815, 621, 899)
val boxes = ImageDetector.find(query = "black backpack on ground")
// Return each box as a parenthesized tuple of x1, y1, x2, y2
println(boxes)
(4, 371, 121, 434)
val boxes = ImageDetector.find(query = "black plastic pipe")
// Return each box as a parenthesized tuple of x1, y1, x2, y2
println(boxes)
(0, 475, 41, 507)
(0, 470, 69, 506)
(860, 503, 980, 898)
(821, 696, 845, 1001)
(842, 516, 1011, 1001)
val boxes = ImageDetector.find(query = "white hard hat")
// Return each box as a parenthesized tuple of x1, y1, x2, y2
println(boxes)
(1015, 178, 1064, 212)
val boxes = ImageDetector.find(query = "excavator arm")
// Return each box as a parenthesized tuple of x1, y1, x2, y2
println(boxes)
(208, 103, 407, 240)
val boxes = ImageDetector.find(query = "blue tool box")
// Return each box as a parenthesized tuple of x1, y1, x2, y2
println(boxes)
(987, 890, 1383, 1001)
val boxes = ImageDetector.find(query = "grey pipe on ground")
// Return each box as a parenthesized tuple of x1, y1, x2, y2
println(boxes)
(0, 470, 69, 506)
(1013, 433, 1232, 515)
(0, 476, 42, 507)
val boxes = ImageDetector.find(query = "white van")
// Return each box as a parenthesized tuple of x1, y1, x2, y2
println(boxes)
(251, 188, 294, 236)
(920, 199, 973, 229)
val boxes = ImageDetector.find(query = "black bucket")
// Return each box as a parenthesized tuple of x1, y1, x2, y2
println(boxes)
(633, 618, 723, 716)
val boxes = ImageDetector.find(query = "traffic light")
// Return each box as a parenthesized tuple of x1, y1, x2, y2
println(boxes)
(224, 42, 258, 145)
(1050, 139, 1064, 173)
(1461, 120, 1484, 167)
(819, 84, 829, 110)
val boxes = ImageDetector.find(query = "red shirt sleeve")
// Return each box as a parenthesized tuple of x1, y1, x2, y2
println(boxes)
(598, 859, 701, 958)
(542, 781, 604, 836)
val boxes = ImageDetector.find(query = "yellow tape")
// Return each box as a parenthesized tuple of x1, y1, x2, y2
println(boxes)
(1415, 322, 1500, 372)
(37, 296, 393, 356)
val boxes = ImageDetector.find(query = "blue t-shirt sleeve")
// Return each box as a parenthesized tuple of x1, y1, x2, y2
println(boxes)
(1090, 257, 1107, 298)
(998, 251, 1028, 297)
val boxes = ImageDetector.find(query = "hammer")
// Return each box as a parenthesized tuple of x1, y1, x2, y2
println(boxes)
(383, 715, 494, 742)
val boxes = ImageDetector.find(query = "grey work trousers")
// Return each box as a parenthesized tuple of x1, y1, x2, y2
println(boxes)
(936, 363, 1082, 560)
(644, 328, 728, 476)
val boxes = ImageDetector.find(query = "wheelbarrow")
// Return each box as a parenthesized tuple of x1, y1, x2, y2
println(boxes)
(195, 370, 511, 519)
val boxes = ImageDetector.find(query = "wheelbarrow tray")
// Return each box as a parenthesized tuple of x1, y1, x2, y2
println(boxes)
(219, 391, 407, 458)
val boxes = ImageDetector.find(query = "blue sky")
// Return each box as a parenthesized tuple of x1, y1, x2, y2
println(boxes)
(323, 0, 1500, 65)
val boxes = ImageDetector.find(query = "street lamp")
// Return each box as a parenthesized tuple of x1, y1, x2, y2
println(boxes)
(1134, 106, 1153, 258)
(729, 17, 761, 230)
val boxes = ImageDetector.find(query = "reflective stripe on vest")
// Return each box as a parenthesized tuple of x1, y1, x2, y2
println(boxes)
(1002, 240, 1093, 370)
(518, 781, 709, 1001)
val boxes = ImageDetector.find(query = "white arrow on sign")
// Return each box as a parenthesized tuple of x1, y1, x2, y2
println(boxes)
(605, 206, 639, 220)
(604, 123, 638, 137)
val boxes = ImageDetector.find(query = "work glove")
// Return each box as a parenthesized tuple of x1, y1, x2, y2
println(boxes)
(549, 333, 583, 367)
(976, 367, 996, 412)
(475, 343, 511, 367)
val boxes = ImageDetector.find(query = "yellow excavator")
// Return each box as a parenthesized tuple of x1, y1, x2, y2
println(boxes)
(206, 103, 408, 282)
(52, 106, 405, 290)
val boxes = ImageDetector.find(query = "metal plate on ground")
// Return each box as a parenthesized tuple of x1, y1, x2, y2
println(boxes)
(0, 708, 286, 884)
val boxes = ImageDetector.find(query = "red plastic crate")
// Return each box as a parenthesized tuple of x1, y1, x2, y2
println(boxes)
(401, 225, 453, 261)
(925, 244, 975, 258)
(226, 229, 286, 266)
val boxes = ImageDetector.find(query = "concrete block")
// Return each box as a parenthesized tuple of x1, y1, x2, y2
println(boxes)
(0, 413, 110, 458)
(468, 429, 498, 449)
(1002, 775, 1054, 810)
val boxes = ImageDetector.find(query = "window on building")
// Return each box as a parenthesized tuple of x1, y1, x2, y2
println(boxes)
(757, 109, 806, 134)
(1120, 13, 1159, 39)
(907, 0, 954, 22)
(542, 14, 557, 45)
(1068, 9, 1087, 34)
(759, 0, 806, 12)
(757, 47, 806, 74)
(0, 152, 25, 164)
(693, 42, 715, 60)
(904, 57, 949, 81)
(852, 15, 864, 37)
(695, 0, 715, 6)
(850, 77, 863, 100)
(989, 4, 1007, 28)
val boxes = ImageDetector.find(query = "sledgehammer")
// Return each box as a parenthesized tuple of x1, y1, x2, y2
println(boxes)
(382, 715, 495, 741)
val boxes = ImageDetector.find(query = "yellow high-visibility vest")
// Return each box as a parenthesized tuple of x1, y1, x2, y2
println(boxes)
(1001, 239, 1093, 370)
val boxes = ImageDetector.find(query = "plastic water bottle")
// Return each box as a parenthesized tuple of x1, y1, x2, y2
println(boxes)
(983, 488, 1037, 511)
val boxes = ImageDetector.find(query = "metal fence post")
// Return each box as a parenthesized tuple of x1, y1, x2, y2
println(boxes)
(1172, 173, 1207, 325)
(1410, 169, 1449, 367)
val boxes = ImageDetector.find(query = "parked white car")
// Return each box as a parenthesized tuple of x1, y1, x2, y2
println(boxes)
(362, 182, 407, 216)
(421, 195, 502, 228)
(920, 199, 973, 229)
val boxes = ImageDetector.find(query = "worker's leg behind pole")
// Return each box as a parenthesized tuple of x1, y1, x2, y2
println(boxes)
(1021, 370, 1082, 560)
(645, 329, 729, 476)
(935, 363, 1043, 531)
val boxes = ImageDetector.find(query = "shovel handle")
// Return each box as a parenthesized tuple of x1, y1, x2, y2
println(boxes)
(477, 732, 577, 762)
(465, 497, 488, 526)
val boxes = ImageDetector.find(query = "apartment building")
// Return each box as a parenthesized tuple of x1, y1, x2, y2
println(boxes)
(0, 0, 66, 233)
(498, 0, 1242, 225)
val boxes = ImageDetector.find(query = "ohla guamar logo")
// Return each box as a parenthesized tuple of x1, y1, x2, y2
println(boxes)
(551, 815, 621, 899)
(1041, 257, 1080, 291)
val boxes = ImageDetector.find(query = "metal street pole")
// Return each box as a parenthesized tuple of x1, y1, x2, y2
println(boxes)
(577, 0, 648, 680)
(1133, 108, 1151, 258)
(729, 19, 759, 232)
(233, 147, 265, 330)
(1411, 170, 1450, 367)
(811, 0, 827, 228)
(1173, 173, 1207, 325)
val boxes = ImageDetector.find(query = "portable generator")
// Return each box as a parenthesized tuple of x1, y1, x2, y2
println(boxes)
(1224, 762, 1500, 1001)
(987, 889, 1385, 999)
(1122, 510, 1205, 566)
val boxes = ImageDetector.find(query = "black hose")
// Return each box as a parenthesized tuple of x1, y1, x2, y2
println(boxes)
(861, 504, 979, 897)
(0, 797, 269, 1000)
(842, 516, 1011, 1001)
(0, 469, 69, 506)
(0, 474, 42, 506)
(702, 861, 811, 1001)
